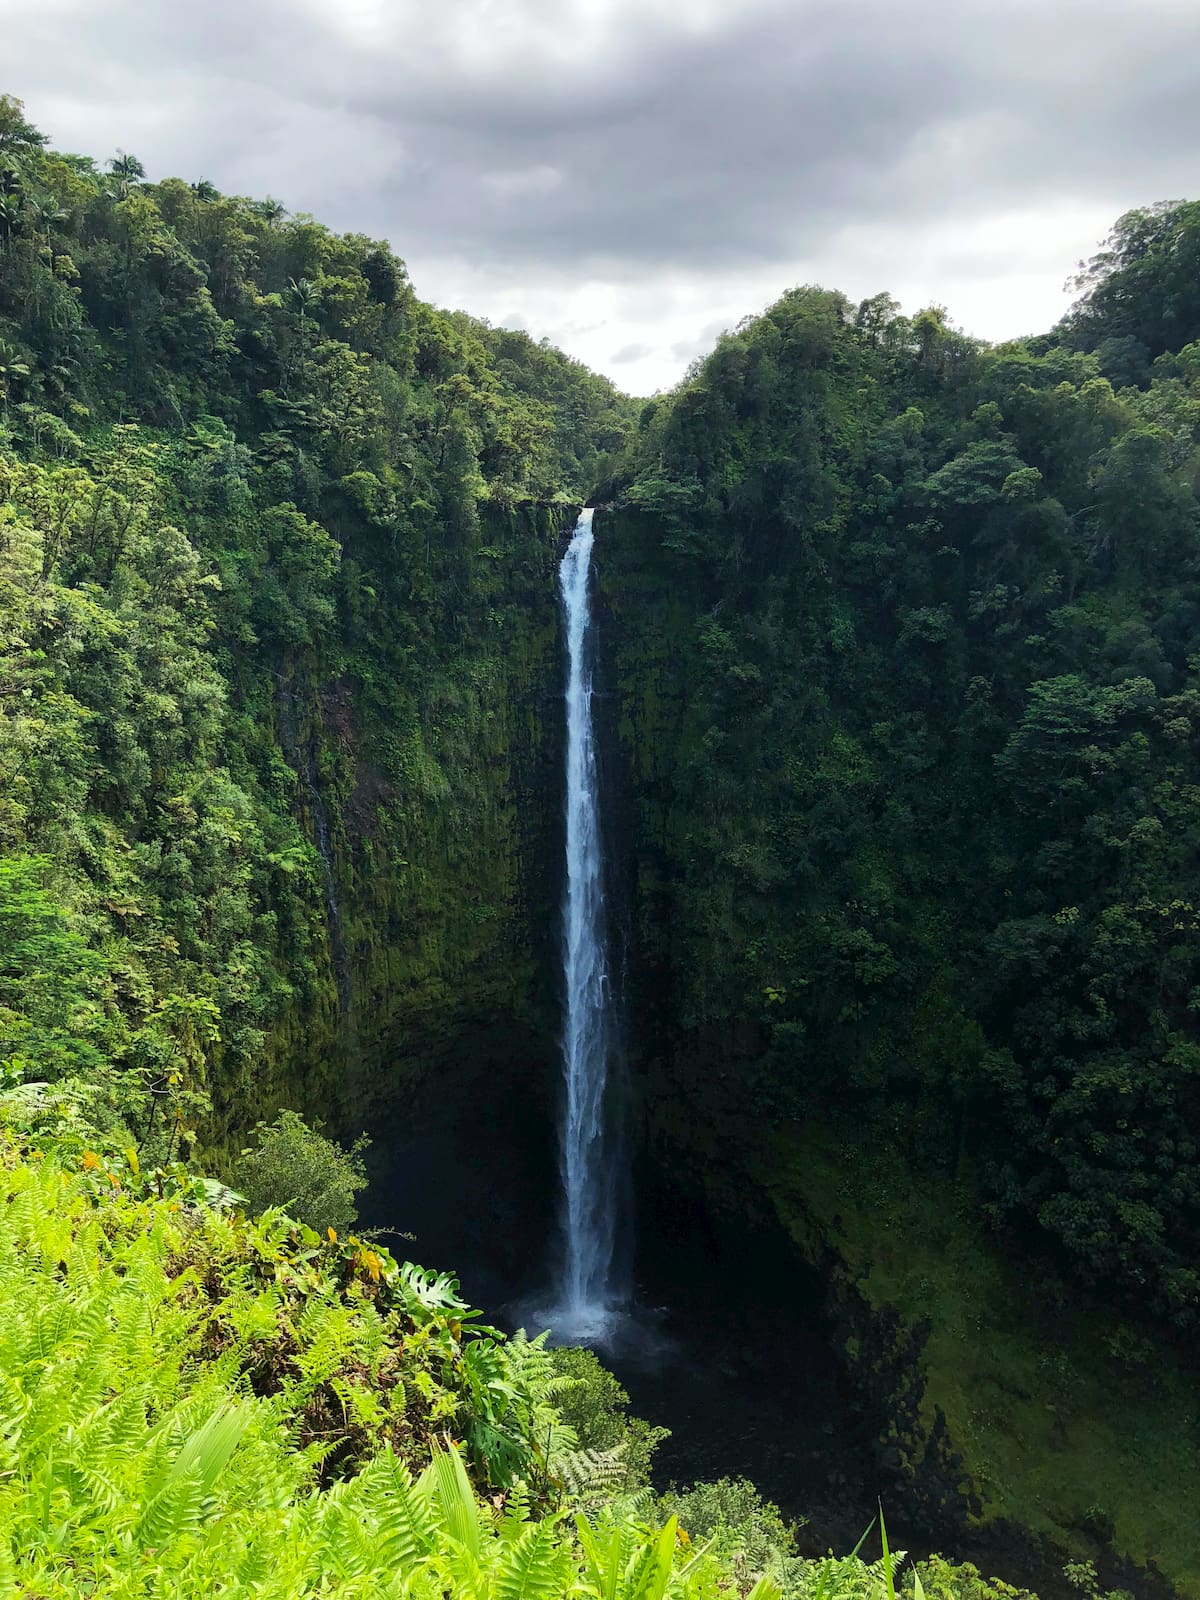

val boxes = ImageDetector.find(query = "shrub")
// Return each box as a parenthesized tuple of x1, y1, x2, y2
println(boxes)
(664, 1476, 799, 1590)
(548, 1343, 668, 1488)
(233, 1109, 368, 1233)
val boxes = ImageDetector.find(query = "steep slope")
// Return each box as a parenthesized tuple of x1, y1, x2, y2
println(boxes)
(598, 248, 1200, 1587)
(0, 94, 634, 1152)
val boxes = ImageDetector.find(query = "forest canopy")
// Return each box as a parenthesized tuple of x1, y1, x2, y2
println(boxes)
(606, 200, 1200, 1331)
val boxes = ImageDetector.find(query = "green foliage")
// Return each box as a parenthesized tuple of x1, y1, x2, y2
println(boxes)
(663, 1477, 799, 1594)
(233, 1108, 368, 1234)
(0, 1132, 567, 1498)
(1061, 201, 1200, 378)
(0, 853, 109, 1079)
(2, 1137, 928, 1600)
(2, 92, 1196, 1599)
(914, 1555, 1036, 1600)
(605, 210, 1200, 1334)
(547, 1344, 668, 1491)
(0, 96, 635, 1142)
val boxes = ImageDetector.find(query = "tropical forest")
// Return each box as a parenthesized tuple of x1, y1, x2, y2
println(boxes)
(2, 90, 1199, 1599)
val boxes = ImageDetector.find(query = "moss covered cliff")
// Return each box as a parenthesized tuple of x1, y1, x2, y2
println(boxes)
(593, 264, 1200, 1594)
(0, 96, 623, 1156)
(252, 495, 576, 1129)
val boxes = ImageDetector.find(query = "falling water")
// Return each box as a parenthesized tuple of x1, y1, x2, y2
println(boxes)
(275, 684, 352, 1021)
(553, 506, 624, 1341)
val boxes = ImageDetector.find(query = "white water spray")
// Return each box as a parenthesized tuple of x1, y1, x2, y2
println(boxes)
(553, 507, 624, 1341)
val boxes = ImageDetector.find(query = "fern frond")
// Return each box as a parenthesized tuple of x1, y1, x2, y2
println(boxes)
(557, 1444, 632, 1505)
(138, 1460, 205, 1548)
(498, 1478, 533, 1537)
(494, 1515, 573, 1600)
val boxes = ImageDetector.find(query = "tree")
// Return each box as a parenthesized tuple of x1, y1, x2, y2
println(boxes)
(233, 1110, 369, 1233)
(0, 94, 46, 159)
(106, 149, 146, 197)
(1063, 201, 1200, 367)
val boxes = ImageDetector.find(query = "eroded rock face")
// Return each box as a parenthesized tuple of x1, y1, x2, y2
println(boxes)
(589, 504, 1195, 1600)
(256, 501, 576, 1136)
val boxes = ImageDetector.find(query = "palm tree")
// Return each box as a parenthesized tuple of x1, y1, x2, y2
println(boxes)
(281, 277, 319, 394)
(252, 196, 287, 228)
(107, 150, 146, 198)
(26, 192, 67, 243)
(287, 276, 318, 315)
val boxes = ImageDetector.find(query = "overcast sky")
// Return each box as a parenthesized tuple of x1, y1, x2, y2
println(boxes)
(4, 0, 1199, 394)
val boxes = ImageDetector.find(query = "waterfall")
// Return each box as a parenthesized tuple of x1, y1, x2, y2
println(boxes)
(553, 506, 624, 1340)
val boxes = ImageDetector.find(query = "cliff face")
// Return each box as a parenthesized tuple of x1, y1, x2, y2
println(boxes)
(592, 505, 768, 1111)
(593, 365, 1200, 1597)
(594, 498, 1200, 1599)
(261, 501, 574, 1130)
(0, 101, 633, 1161)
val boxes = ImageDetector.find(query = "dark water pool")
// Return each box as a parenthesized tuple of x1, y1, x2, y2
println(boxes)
(358, 1058, 886, 1558)
(355, 1053, 1172, 1600)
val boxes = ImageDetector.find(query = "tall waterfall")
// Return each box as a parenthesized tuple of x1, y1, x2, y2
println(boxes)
(554, 506, 623, 1339)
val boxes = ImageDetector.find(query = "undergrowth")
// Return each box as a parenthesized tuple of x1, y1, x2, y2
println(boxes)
(0, 1103, 1052, 1600)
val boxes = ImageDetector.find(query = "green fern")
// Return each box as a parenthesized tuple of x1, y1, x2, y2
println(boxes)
(494, 1516, 574, 1600)
(138, 1460, 206, 1547)
(0, 1142, 1011, 1600)
(557, 1444, 634, 1506)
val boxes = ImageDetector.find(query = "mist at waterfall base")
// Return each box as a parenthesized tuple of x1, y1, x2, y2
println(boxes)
(359, 1073, 881, 1553)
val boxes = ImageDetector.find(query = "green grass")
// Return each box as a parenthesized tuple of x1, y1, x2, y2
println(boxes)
(755, 1124, 1200, 1596)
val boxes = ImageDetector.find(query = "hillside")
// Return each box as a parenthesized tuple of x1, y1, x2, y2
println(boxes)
(596, 214, 1200, 1589)
(0, 90, 631, 1152)
(2, 93, 1200, 1599)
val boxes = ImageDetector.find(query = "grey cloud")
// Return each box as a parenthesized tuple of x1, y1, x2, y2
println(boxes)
(670, 319, 735, 363)
(12, 1, 1200, 272)
(609, 342, 652, 364)
(4, 0, 1200, 389)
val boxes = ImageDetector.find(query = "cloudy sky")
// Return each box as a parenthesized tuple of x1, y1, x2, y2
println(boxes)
(4, 0, 1199, 393)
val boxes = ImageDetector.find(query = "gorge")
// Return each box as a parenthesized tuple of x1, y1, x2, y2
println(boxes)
(3, 95, 1200, 1600)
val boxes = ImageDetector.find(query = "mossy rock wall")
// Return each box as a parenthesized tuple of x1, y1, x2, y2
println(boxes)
(594, 506, 1200, 1600)
(241, 501, 576, 1134)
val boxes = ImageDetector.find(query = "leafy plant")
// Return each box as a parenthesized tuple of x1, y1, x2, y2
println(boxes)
(233, 1109, 368, 1234)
